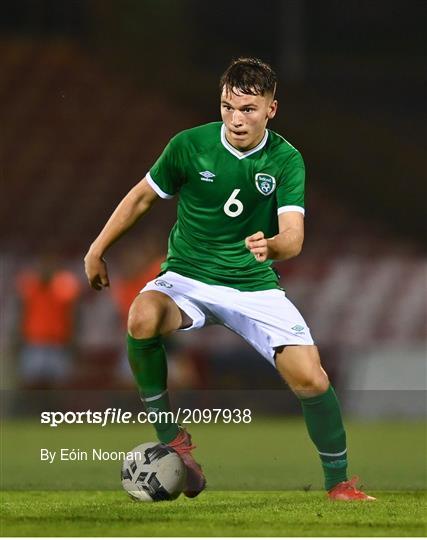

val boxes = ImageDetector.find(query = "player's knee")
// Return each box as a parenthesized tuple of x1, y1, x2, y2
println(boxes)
(293, 370, 330, 398)
(310, 372, 330, 395)
(127, 296, 166, 339)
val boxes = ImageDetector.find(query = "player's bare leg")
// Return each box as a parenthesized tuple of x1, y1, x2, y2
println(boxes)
(275, 345, 375, 500)
(127, 291, 206, 497)
(274, 344, 329, 398)
(128, 290, 188, 338)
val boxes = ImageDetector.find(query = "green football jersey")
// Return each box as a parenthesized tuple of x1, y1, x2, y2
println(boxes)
(146, 122, 305, 292)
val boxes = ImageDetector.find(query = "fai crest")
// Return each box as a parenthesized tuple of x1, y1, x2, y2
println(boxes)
(255, 173, 276, 196)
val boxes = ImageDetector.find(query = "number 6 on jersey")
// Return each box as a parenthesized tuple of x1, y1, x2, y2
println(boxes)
(224, 189, 244, 217)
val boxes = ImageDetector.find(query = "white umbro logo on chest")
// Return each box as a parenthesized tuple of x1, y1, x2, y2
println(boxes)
(199, 170, 215, 182)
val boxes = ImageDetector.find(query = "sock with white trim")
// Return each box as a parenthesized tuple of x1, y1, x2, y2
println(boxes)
(299, 384, 348, 490)
(127, 334, 180, 444)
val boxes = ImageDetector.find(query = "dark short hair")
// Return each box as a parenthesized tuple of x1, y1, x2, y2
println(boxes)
(220, 57, 277, 97)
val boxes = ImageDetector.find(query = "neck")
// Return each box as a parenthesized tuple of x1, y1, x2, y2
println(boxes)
(224, 129, 266, 152)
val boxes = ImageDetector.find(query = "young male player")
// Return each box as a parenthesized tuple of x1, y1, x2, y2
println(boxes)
(84, 58, 375, 501)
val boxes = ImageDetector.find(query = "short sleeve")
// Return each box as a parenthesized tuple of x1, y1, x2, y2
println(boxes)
(146, 135, 185, 199)
(276, 151, 306, 216)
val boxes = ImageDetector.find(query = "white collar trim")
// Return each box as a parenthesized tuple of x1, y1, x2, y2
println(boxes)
(221, 124, 268, 160)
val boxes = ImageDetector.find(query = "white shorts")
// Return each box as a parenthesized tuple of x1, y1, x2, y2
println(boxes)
(141, 271, 314, 366)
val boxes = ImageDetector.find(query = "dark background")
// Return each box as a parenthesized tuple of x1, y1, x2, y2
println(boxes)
(1, 0, 426, 251)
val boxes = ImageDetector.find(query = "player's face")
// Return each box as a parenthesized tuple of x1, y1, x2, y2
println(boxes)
(220, 87, 277, 151)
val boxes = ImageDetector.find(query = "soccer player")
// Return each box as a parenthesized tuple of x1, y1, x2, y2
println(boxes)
(84, 58, 375, 501)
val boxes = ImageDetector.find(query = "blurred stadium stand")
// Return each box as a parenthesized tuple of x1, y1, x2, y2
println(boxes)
(0, 40, 186, 254)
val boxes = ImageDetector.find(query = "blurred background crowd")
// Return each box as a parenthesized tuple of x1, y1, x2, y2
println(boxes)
(1, 0, 425, 418)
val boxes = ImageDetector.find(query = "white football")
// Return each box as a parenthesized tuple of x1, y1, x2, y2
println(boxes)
(121, 442, 186, 502)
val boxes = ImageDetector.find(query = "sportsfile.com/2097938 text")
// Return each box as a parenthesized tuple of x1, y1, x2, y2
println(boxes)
(40, 408, 253, 427)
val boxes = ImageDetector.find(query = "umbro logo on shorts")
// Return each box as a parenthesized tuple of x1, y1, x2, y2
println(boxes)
(291, 324, 305, 335)
(154, 279, 173, 288)
(199, 170, 215, 182)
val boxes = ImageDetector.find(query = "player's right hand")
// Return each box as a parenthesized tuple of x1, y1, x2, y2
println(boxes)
(245, 231, 269, 262)
(84, 251, 110, 290)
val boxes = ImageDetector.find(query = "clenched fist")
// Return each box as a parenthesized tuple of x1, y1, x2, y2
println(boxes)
(245, 231, 269, 262)
(84, 251, 110, 290)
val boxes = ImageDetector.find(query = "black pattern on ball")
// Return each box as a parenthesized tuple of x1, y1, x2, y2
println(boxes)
(143, 444, 174, 465)
(121, 468, 132, 481)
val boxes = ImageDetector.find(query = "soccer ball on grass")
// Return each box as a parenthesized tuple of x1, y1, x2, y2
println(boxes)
(121, 442, 186, 502)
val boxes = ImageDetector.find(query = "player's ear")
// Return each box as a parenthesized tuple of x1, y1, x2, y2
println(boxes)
(267, 99, 278, 120)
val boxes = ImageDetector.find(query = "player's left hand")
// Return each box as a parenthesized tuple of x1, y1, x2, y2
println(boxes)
(245, 231, 269, 262)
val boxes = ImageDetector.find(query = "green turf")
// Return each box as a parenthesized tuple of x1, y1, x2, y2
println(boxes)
(2, 418, 426, 490)
(1, 418, 426, 535)
(1, 490, 426, 537)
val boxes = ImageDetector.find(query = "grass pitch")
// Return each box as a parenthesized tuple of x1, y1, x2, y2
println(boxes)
(1, 418, 426, 536)
(1, 490, 426, 536)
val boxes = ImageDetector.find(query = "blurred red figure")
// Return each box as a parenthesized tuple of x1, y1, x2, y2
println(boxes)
(16, 257, 81, 388)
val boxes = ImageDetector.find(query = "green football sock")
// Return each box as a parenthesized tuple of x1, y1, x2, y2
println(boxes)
(127, 334, 179, 444)
(299, 385, 348, 490)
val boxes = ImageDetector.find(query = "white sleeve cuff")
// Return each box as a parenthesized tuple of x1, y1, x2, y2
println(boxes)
(277, 205, 305, 216)
(146, 172, 174, 199)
